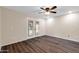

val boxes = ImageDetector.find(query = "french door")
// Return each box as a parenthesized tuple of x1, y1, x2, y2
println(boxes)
(28, 20, 39, 37)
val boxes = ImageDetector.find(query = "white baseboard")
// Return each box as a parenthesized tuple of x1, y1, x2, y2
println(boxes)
(46, 34, 79, 42)
(2, 34, 79, 47)
(1, 34, 45, 47)
(27, 34, 45, 39)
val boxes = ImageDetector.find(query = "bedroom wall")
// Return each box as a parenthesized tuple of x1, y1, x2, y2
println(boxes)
(46, 13, 79, 42)
(0, 7, 2, 50)
(1, 7, 45, 46)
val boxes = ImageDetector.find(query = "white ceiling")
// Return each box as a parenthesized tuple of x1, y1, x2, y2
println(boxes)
(4, 6, 79, 18)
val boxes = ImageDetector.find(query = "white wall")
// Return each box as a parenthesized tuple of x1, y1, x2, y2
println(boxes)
(0, 7, 2, 50)
(46, 13, 79, 42)
(1, 7, 45, 46)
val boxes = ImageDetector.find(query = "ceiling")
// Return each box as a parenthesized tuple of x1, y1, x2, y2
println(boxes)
(4, 6, 79, 18)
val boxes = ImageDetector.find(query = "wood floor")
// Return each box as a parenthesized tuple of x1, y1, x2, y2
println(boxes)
(1, 35, 79, 53)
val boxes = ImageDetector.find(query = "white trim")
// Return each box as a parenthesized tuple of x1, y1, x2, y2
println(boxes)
(27, 34, 45, 39)
(46, 34, 79, 42)
(1, 34, 45, 46)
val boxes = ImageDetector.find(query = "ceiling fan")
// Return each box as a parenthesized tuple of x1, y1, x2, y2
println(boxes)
(40, 6, 57, 15)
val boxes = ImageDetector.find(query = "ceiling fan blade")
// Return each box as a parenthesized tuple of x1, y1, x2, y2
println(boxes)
(51, 6, 57, 10)
(40, 7, 45, 10)
(50, 11, 56, 13)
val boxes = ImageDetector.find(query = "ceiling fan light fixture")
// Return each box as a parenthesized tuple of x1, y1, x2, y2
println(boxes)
(45, 12, 50, 15)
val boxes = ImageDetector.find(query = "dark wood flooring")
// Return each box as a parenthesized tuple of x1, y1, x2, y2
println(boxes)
(1, 35, 79, 53)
